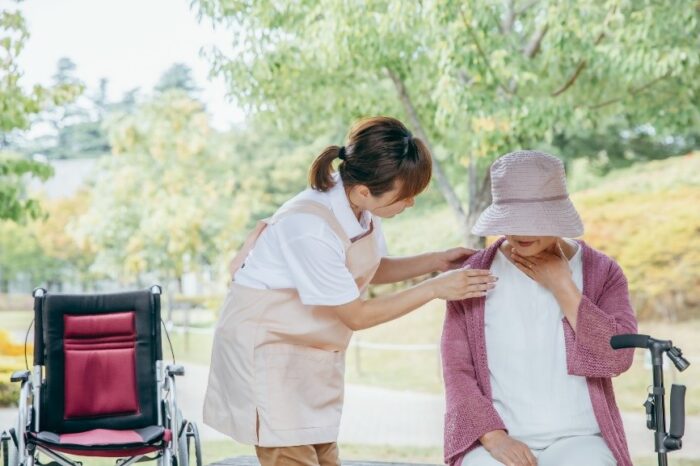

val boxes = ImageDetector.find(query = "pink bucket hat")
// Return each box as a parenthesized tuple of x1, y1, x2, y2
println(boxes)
(471, 150, 584, 237)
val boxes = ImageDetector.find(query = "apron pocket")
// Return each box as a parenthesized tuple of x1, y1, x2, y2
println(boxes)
(257, 344, 344, 431)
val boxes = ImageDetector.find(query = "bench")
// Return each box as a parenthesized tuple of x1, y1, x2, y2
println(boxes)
(209, 457, 440, 466)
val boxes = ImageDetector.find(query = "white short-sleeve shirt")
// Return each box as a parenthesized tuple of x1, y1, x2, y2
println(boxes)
(233, 173, 388, 306)
(484, 240, 600, 449)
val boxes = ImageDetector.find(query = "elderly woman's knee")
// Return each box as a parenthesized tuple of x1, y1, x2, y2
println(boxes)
(537, 435, 616, 466)
(459, 446, 507, 466)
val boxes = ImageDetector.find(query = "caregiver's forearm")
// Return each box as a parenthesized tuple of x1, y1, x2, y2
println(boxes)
(370, 255, 439, 284)
(323, 279, 437, 331)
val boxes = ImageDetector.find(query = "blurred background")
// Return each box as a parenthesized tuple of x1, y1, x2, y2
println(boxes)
(1, 0, 699, 464)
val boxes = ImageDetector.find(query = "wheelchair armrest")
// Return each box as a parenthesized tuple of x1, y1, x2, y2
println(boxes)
(10, 370, 30, 383)
(166, 364, 185, 377)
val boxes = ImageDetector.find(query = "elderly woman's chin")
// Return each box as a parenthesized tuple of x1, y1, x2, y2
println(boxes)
(505, 235, 559, 256)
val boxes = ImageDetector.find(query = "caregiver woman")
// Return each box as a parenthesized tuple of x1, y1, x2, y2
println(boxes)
(203, 116, 496, 466)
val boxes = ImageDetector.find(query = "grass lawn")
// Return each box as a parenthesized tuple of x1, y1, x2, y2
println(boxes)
(2, 310, 700, 464)
(2, 307, 699, 415)
(0, 310, 34, 335)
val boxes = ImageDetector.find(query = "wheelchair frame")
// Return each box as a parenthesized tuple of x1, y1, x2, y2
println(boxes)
(2, 285, 202, 466)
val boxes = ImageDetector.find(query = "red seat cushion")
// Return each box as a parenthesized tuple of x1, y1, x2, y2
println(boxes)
(29, 426, 171, 458)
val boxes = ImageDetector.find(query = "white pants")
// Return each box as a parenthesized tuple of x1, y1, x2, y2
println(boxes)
(460, 435, 616, 466)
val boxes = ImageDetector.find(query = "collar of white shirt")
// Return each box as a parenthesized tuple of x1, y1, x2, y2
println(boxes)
(328, 172, 373, 240)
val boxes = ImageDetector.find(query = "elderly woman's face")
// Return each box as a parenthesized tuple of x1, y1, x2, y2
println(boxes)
(506, 235, 559, 257)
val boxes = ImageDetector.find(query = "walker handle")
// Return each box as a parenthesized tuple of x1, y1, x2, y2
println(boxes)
(669, 384, 686, 439)
(610, 334, 650, 349)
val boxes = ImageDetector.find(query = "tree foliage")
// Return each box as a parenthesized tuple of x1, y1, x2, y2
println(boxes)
(196, 0, 700, 244)
(574, 153, 700, 320)
(155, 63, 200, 95)
(77, 90, 251, 285)
(0, 9, 81, 221)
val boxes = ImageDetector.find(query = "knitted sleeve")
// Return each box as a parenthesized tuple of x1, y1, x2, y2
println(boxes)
(563, 260, 637, 378)
(441, 300, 506, 465)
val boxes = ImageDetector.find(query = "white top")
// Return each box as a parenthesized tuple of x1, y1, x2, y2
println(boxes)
(484, 241, 600, 449)
(233, 173, 388, 306)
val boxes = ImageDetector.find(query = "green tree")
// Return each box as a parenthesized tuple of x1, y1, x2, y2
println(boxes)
(0, 220, 62, 292)
(196, 0, 700, 245)
(155, 63, 200, 95)
(77, 89, 250, 287)
(112, 87, 140, 114)
(29, 58, 112, 160)
(0, 192, 97, 292)
(0, 9, 81, 221)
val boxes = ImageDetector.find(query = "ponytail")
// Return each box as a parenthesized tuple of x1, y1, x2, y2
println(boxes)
(308, 116, 432, 199)
(309, 145, 342, 192)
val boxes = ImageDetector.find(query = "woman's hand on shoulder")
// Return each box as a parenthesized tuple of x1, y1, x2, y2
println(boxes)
(427, 266, 496, 301)
(434, 247, 478, 272)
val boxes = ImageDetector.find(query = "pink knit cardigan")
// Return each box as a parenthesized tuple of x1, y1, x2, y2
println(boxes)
(441, 237, 637, 466)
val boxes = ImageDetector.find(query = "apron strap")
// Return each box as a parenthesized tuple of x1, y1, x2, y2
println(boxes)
(269, 200, 352, 248)
(229, 200, 357, 277)
(228, 219, 270, 276)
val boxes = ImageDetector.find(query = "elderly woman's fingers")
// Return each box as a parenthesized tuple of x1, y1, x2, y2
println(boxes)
(555, 241, 567, 259)
(511, 253, 536, 269)
(523, 448, 538, 466)
(513, 261, 536, 279)
(512, 445, 537, 466)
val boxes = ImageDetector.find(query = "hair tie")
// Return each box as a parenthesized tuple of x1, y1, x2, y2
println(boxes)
(338, 146, 346, 160)
(402, 133, 413, 156)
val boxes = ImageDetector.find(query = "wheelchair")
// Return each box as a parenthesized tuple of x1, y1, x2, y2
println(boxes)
(1, 285, 202, 466)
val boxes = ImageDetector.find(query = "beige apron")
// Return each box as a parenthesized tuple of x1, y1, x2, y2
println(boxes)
(203, 200, 382, 447)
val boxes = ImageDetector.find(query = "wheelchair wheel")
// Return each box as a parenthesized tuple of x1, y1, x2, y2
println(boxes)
(185, 422, 202, 466)
(176, 428, 188, 466)
(2, 430, 19, 466)
(173, 409, 188, 466)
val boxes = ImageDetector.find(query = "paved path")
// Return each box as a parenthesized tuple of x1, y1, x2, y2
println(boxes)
(2, 362, 698, 460)
(154, 363, 700, 458)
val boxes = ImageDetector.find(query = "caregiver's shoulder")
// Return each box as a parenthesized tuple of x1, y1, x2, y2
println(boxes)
(274, 213, 335, 242)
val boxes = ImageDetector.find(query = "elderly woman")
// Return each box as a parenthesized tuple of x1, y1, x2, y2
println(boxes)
(441, 151, 638, 466)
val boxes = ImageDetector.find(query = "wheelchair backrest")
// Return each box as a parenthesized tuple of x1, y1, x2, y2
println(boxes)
(34, 289, 163, 433)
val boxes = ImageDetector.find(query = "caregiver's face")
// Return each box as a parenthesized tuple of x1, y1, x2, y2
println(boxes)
(349, 180, 417, 218)
(368, 188, 415, 218)
(506, 235, 558, 257)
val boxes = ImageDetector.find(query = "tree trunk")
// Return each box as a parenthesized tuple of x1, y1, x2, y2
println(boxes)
(465, 161, 492, 248)
(385, 68, 470, 240)
(0, 268, 7, 294)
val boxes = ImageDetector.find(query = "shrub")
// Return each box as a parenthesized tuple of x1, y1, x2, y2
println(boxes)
(575, 154, 700, 320)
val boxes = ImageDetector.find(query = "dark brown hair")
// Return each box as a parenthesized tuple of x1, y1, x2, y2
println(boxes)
(309, 116, 432, 201)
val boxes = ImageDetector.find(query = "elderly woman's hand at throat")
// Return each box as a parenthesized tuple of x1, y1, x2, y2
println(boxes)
(509, 240, 583, 329)
(510, 241, 571, 293)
